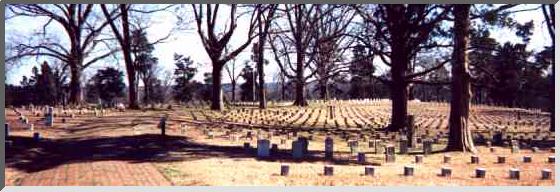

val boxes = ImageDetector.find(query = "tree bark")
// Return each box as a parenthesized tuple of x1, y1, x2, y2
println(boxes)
(231, 79, 236, 102)
(120, 5, 139, 109)
(211, 65, 224, 110)
(69, 64, 82, 105)
(294, 46, 308, 106)
(388, 48, 409, 132)
(447, 4, 478, 153)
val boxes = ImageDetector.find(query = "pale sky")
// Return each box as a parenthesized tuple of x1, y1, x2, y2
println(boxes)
(4, 4, 552, 86)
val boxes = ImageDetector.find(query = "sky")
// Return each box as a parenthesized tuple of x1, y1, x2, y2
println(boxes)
(4, 4, 553, 86)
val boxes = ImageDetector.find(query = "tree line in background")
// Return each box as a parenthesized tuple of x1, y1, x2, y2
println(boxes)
(5, 4, 555, 152)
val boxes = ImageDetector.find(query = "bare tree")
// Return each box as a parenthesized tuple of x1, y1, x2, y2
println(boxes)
(191, 4, 260, 111)
(356, 4, 452, 132)
(224, 47, 242, 102)
(100, 4, 139, 109)
(312, 5, 356, 101)
(100, 4, 176, 109)
(269, 4, 342, 106)
(254, 4, 278, 109)
(6, 4, 120, 105)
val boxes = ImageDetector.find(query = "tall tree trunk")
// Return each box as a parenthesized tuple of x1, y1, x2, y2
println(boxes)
(447, 4, 477, 153)
(388, 49, 409, 132)
(294, 50, 308, 106)
(231, 80, 236, 102)
(211, 64, 224, 110)
(69, 64, 82, 105)
(120, 5, 139, 109)
(257, 40, 267, 109)
(542, 4, 555, 132)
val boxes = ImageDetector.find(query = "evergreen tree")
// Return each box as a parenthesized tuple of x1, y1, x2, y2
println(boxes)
(87, 67, 126, 106)
(172, 53, 197, 103)
(239, 65, 257, 101)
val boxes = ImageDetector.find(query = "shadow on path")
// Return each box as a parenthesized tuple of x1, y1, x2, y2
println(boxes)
(6, 134, 374, 174)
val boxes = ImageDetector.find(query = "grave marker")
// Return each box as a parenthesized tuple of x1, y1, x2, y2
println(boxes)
(325, 137, 334, 159)
(441, 167, 452, 177)
(423, 139, 433, 155)
(521, 155, 532, 163)
(280, 164, 290, 176)
(357, 152, 366, 164)
(33, 132, 40, 142)
(443, 155, 451, 163)
(399, 136, 408, 154)
(159, 116, 167, 136)
(406, 115, 416, 148)
(385, 145, 396, 163)
(475, 168, 486, 178)
(292, 140, 305, 159)
(471, 155, 480, 164)
(511, 140, 520, 153)
(542, 169, 552, 180)
(324, 165, 334, 176)
(365, 166, 375, 176)
(509, 168, 520, 180)
(415, 155, 424, 164)
(497, 156, 506, 164)
(257, 139, 271, 158)
(404, 165, 414, 176)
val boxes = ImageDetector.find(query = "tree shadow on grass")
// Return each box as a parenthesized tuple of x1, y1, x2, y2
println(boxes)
(5, 134, 371, 174)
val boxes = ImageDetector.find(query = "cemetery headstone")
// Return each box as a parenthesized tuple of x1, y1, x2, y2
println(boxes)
(404, 165, 414, 176)
(46, 106, 54, 126)
(243, 142, 251, 153)
(471, 155, 480, 164)
(509, 168, 520, 180)
(423, 139, 433, 155)
(292, 140, 305, 159)
(523, 156, 532, 163)
(257, 139, 271, 158)
(350, 140, 359, 155)
(159, 116, 167, 136)
(443, 155, 451, 163)
(271, 144, 278, 155)
(475, 168, 486, 178)
(441, 167, 452, 177)
(33, 132, 40, 142)
(415, 155, 424, 164)
(357, 152, 366, 164)
(406, 115, 416, 148)
(325, 137, 334, 159)
(542, 169, 552, 180)
(280, 164, 290, 176)
(492, 131, 503, 145)
(511, 140, 520, 153)
(399, 136, 408, 154)
(374, 140, 383, 154)
(324, 165, 334, 176)
(365, 166, 375, 176)
(385, 145, 396, 163)
(497, 156, 506, 164)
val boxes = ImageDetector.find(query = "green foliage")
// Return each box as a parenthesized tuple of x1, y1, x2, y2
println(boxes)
(348, 44, 376, 99)
(239, 65, 256, 101)
(86, 67, 126, 105)
(172, 53, 197, 103)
